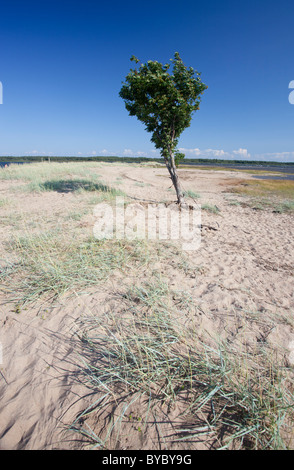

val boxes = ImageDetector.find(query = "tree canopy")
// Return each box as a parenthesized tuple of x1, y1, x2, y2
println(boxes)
(119, 52, 207, 203)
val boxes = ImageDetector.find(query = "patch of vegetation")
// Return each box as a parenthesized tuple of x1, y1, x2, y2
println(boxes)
(236, 196, 294, 213)
(64, 209, 90, 221)
(0, 162, 126, 199)
(72, 278, 294, 450)
(178, 165, 288, 177)
(0, 162, 105, 183)
(273, 200, 294, 213)
(2, 232, 150, 305)
(231, 179, 294, 199)
(0, 197, 9, 207)
(228, 179, 294, 212)
(183, 190, 201, 199)
(201, 203, 221, 214)
(227, 200, 241, 206)
(0, 213, 23, 228)
(27, 179, 125, 195)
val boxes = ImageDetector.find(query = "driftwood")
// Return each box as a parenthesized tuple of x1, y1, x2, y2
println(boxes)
(201, 224, 218, 231)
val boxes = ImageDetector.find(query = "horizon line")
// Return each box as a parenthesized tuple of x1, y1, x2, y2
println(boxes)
(1, 155, 294, 165)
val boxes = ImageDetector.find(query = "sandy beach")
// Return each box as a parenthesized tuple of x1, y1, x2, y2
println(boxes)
(0, 162, 293, 450)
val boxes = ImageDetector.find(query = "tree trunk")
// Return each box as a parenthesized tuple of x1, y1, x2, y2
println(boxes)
(164, 150, 185, 205)
(170, 166, 184, 205)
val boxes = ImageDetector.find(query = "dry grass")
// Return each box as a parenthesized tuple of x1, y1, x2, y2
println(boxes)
(228, 179, 294, 212)
(178, 165, 290, 176)
(72, 277, 294, 450)
(1, 233, 152, 305)
(230, 179, 294, 199)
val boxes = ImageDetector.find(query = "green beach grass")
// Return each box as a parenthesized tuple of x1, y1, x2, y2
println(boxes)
(0, 161, 125, 199)
(72, 277, 294, 450)
(2, 232, 151, 305)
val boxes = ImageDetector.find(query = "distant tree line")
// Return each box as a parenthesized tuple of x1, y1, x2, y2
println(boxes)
(0, 156, 294, 166)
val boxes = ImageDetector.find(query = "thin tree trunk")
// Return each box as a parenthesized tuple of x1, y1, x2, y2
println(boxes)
(164, 150, 185, 205)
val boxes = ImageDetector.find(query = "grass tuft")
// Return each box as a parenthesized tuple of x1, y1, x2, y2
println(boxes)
(73, 278, 294, 450)
(0, 197, 10, 207)
(184, 190, 201, 199)
(2, 232, 149, 305)
(201, 203, 221, 214)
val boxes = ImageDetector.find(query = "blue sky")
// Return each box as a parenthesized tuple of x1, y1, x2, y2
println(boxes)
(0, 0, 293, 161)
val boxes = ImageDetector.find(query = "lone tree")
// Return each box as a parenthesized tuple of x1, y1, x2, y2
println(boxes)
(119, 52, 207, 205)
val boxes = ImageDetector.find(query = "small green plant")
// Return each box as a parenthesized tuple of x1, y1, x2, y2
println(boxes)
(13, 304, 21, 314)
(184, 190, 201, 199)
(175, 151, 185, 168)
(273, 200, 294, 213)
(0, 197, 9, 207)
(236, 196, 294, 213)
(227, 199, 241, 206)
(64, 209, 89, 221)
(201, 203, 220, 214)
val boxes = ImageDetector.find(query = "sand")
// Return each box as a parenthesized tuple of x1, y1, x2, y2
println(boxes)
(0, 163, 293, 449)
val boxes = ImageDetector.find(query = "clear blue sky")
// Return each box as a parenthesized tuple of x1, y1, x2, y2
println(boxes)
(0, 0, 293, 161)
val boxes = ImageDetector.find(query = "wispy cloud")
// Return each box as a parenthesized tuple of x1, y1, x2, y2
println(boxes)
(232, 148, 251, 158)
(179, 148, 294, 162)
(25, 150, 53, 156)
(85, 149, 118, 156)
(100, 149, 111, 155)
(26, 150, 40, 155)
(19, 148, 294, 162)
(122, 149, 148, 157)
(178, 147, 251, 159)
(122, 149, 134, 156)
(122, 147, 254, 160)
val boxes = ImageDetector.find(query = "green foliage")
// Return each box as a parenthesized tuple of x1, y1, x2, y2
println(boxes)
(183, 189, 200, 199)
(174, 151, 185, 167)
(201, 203, 221, 214)
(119, 52, 207, 163)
